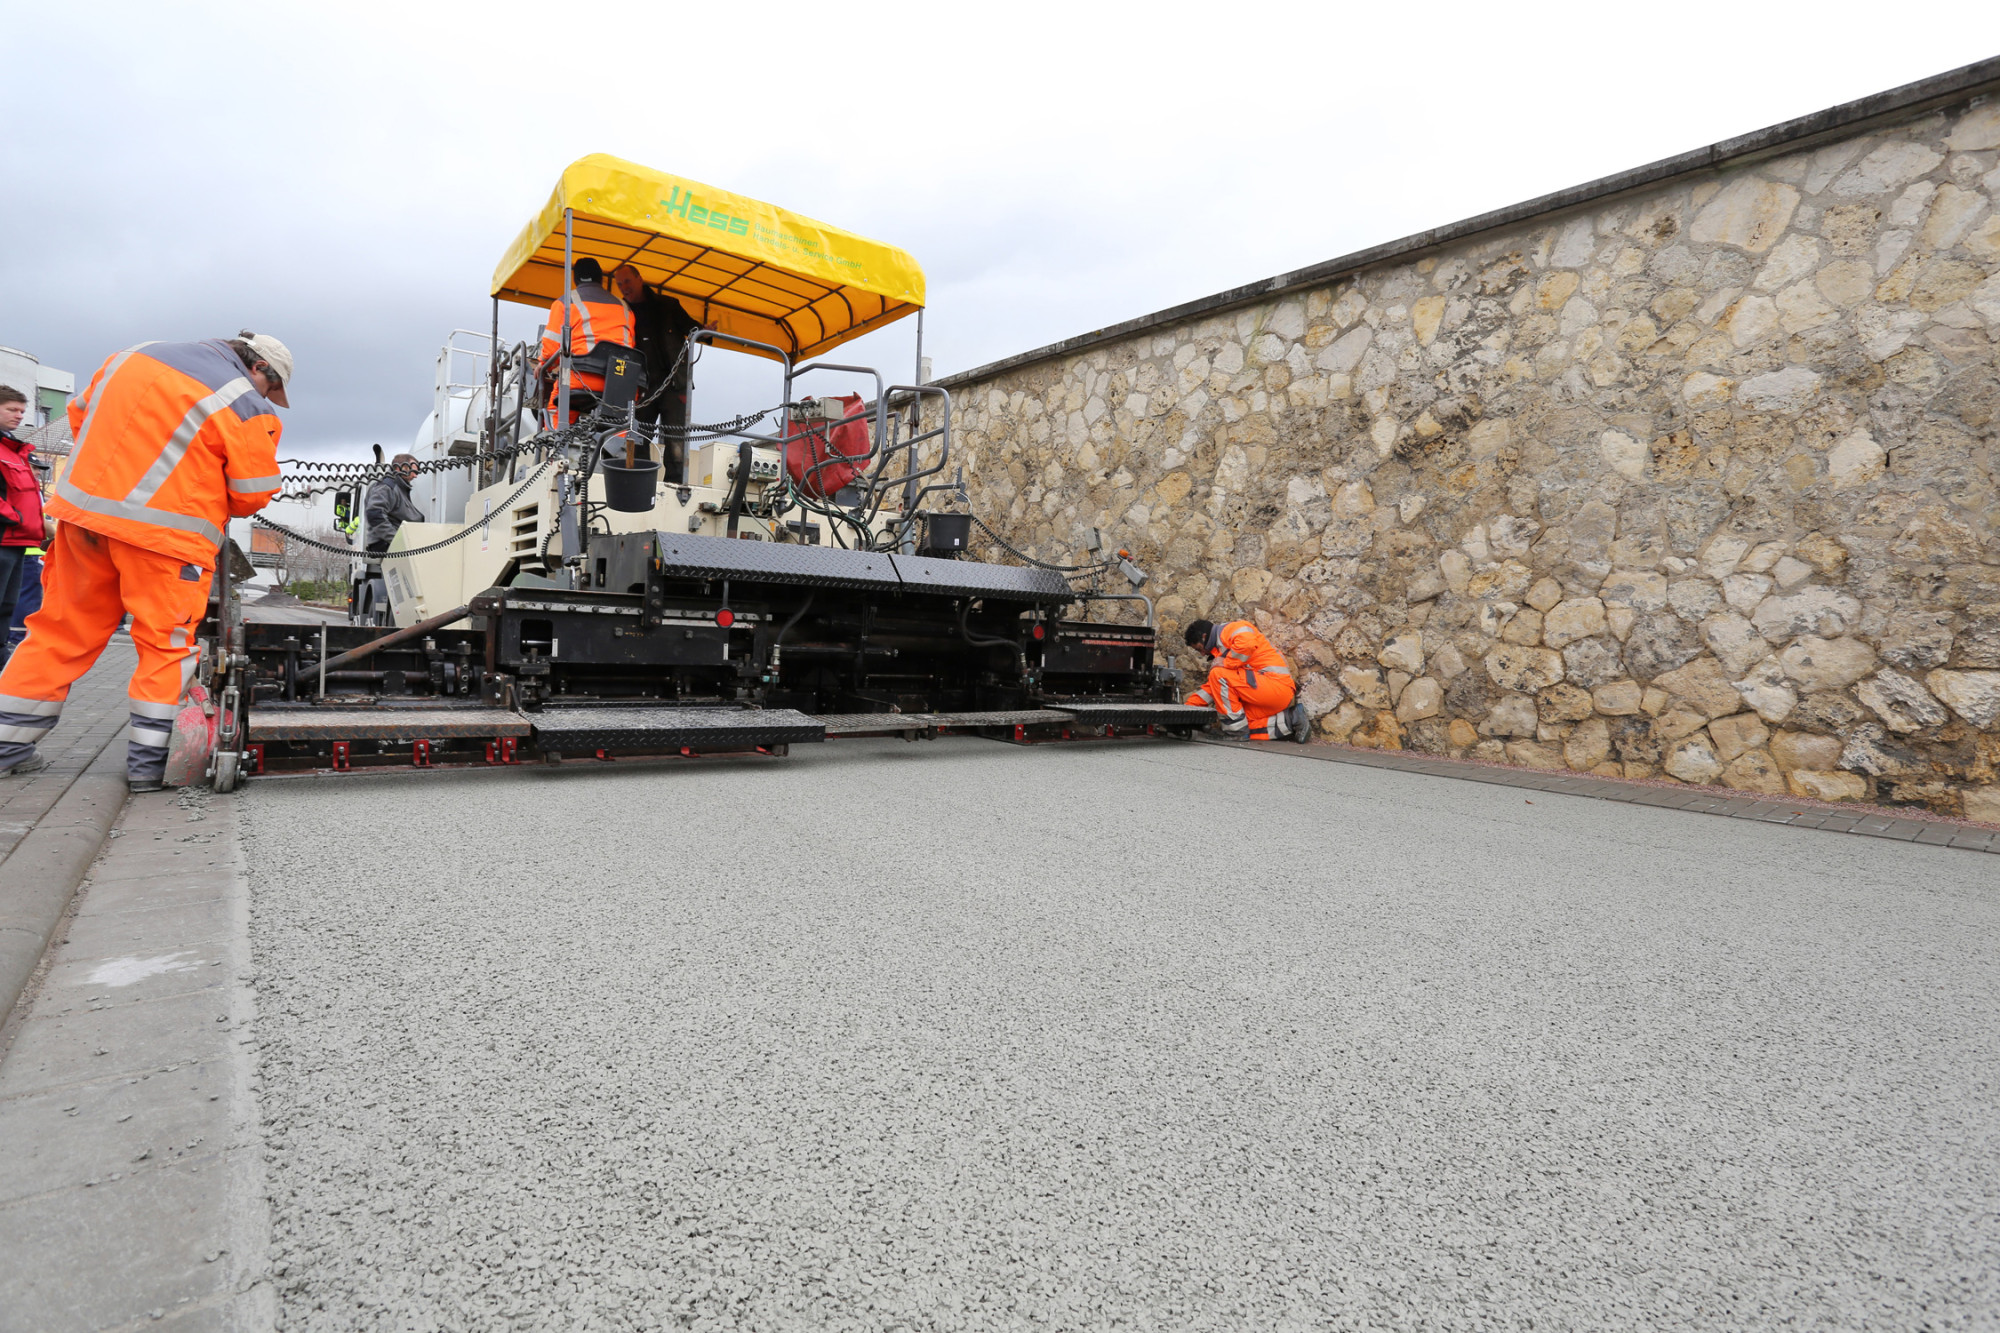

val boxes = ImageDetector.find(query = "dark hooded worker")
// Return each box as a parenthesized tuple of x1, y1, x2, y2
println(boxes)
(611, 262, 700, 478)
(364, 454, 424, 555)
(1183, 617, 1311, 742)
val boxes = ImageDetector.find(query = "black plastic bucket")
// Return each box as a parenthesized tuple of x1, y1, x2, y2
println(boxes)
(921, 512, 972, 556)
(600, 459, 661, 513)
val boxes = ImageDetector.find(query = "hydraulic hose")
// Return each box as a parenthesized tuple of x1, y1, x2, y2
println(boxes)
(958, 600, 1027, 682)
(723, 440, 753, 538)
(766, 591, 815, 678)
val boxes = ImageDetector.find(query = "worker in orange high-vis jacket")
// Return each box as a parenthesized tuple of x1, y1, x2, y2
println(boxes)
(1183, 617, 1311, 742)
(0, 334, 287, 790)
(537, 257, 635, 426)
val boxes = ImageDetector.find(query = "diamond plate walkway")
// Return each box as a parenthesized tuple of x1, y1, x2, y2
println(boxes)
(1221, 738, 2000, 854)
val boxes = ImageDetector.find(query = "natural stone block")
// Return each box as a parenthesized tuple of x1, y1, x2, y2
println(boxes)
(1854, 669, 1948, 734)
(1786, 769, 1868, 802)
(1447, 718, 1478, 749)
(1593, 681, 1643, 715)
(1320, 701, 1371, 742)
(1640, 687, 1670, 717)
(1707, 712, 1770, 763)
(1484, 645, 1565, 693)
(1925, 670, 2000, 729)
(1690, 176, 1799, 254)
(1338, 666, 1390, 710)
(1668, 580, 1724, 621)
(1395, 676, 1443, 723)
(1653, 656, 1746, 720)
(1480, 695, 1539, 738)
(1377, 632, 1424, 673)
(1963, 785, 2000, 826)
(1664, 736, 1725, 783)
(1500, 608, 1544, 646)
(1430, 644, 1467, 680)
(1771, 731, 1843, 772)
(1699, 534, 1751, 580)
(1560, 637, 1623, 689)
(1779, 637, 1876, 692)
(1721, 749, 1788, 794)
(1723, 574, 1774, 614)
(1753, 587, 1863, 642)
(1542, 598, 1607, 649)
(1624, 614, 1704, 680)
(1505, 740, 1567, 771)
(1599, 569, 1668, 612)
(1701, 613, 1772, 676)
(1655, 707, 1711, 743)
(1351, 711, 1404, 751)
(1565, 716, 1611, 771)
(1525, 578, 1564, 613)
(1732, 657, 1798, 723)
(1605, 606, 1636, 641)
(1537, 683, 1595, 723)
(1738, 366, 1822, 411)
(1387, 670, 1412, 705)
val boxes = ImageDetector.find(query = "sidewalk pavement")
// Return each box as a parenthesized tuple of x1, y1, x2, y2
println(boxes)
(0, 639, 141, 1022)
(0, 786, 270, 1332)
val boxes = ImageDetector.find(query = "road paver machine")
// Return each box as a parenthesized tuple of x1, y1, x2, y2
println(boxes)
(196, 156, 1205, 788)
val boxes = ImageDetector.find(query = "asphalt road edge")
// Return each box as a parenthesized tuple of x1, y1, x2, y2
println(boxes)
(0, 739, 128, 1025)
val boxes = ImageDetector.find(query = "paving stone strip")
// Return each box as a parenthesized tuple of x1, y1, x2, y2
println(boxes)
(1222, 737, 2000, 853)
(0, 640, 144, 1027)
(0, 786, 272, 1331)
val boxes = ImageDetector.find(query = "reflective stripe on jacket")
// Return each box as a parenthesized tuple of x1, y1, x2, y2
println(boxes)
(51, 341, 283, 566)
(538, 281, 635, 363)
(1209, 619, 1290, 680)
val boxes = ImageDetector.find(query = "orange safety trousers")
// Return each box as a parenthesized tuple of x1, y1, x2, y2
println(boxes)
(1186, 662, 1296, 740)
(0, 525, 210, 782)
(547, 371, 609, 427)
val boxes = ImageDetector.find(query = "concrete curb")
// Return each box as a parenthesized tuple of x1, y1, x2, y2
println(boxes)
(0, 740, 128, 1024)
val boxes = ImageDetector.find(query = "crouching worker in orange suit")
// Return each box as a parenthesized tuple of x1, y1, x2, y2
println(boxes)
(0, 334, 288, 790)
(1183, 617, 1311, 742)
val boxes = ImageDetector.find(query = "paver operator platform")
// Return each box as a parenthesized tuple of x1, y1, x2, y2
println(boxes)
(180, 156, 1210, 787)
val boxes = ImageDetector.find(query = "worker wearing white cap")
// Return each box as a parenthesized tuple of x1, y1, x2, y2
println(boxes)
(0, 333, 289, 789)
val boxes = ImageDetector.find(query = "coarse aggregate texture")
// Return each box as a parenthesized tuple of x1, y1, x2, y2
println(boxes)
(243, 739, 2000, 1331)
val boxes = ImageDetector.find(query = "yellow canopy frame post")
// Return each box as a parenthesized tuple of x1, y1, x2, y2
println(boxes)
(492, 155, 926, 362)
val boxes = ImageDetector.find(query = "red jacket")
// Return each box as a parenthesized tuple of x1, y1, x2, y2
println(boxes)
(0, 430, 46, 547)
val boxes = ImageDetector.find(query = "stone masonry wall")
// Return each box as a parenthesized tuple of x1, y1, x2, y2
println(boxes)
(934, 91, 2000, 822)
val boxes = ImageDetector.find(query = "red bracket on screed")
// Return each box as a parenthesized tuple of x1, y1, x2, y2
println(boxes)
(247, 744, 265, 775)
(484, 737, 519, 765)
(680, 746, 696, 758)
(1012, 724, 1027, 742)
(413, 739, 433, 767)
(1061, 726, 1073, 742)
(594, 748, 613, 761)
(331, 741, 350, 772)
(1105, 724, 1118, 740)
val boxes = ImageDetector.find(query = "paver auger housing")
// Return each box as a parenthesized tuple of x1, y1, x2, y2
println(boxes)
(198, 156, 1208, 787)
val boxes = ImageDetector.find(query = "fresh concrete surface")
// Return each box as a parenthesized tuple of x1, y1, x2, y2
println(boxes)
(0, 786, 272, 1332)
(0, 639, 141, 1023)
(242, 736, 2000, 1330)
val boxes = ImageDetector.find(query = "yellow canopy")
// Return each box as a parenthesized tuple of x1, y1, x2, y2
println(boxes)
(491, 154, 925, 361)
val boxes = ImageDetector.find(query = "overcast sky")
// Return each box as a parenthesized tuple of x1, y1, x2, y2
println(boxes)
(6, 1, 1997, 474)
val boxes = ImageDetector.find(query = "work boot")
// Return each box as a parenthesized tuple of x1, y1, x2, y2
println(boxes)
(128, 777, 166, 794)
(0, 754, 49, 778)
(1216, 713, 1250, 740)
(1284, 696, 1312, 742)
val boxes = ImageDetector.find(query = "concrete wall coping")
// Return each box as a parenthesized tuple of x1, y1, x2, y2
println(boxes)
(934, 56, 2000, 393)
